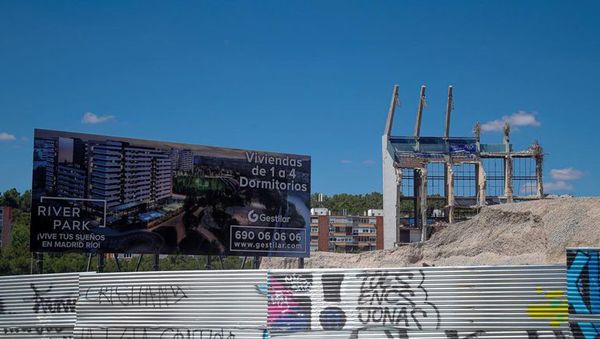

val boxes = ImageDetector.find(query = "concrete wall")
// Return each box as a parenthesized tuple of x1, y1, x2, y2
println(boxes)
(382, 135, 398, 249)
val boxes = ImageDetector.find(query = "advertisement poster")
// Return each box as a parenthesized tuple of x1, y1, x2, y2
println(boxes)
(31, 129, 311, 257)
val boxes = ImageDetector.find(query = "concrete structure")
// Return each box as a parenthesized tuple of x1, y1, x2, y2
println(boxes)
(382, 85, 544, 249)
(367, 209, 383, 217)
(0, 206, 13, 247)
(310, 207, 330, 216)
(310, 208, 383, 253)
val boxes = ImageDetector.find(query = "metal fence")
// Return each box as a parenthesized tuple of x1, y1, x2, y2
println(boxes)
(0, 272, 79, 338)
(567, 248, 600, 339)
(268, 265, 570, 338)
(74, 270, 267, 338)
(2, 250, 600, 339)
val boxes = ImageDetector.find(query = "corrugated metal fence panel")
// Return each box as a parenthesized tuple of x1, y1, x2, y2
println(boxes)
(268, 265, 571, 339)
(0, 272, 79, 339)
(567, 248, 600, 339)
(73, 270, 268, 338)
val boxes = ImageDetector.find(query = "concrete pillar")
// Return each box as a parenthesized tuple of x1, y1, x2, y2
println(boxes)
(505, 155, 513, 203)
(503, 122, 513, 203)
(414, 86, 426, 137)
(503, 121, 510, 149)
(444, 85, 453, 139)
(382, 85, 400, 249)
(533, 142, 544, 198)
(418, 167, 428, 242)
(477, 161, 487, 206)
(536, 157, 543, 198)
(382, 136, 398, 249)
(446, 163, 455, 224)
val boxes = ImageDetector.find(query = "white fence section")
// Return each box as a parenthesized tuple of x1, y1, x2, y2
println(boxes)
(0, 272, 79, 338)
(74, 270, 268, 338)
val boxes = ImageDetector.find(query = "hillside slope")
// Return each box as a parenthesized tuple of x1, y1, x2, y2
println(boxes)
(262, 197, 600, 268)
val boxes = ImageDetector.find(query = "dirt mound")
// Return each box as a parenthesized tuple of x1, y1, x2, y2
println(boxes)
(262, 197, 600, 269)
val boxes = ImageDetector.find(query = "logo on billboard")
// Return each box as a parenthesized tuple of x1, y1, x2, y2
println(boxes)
(247, 210, 291, 224)
(248, 210, 259, 223)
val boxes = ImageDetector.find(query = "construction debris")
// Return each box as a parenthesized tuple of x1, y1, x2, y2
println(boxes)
(262, 197, 600, 269)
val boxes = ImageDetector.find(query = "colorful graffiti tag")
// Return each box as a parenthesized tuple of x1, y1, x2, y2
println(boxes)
(266, 266, 572, 338)
(567, 248, 600, 339)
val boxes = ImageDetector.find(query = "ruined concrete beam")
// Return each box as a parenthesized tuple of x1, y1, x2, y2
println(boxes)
(414, 86, 426, 137)
(384, 85, 400, 137)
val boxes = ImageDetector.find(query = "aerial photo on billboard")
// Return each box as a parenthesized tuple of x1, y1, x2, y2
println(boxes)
(30, 129, 311, 257)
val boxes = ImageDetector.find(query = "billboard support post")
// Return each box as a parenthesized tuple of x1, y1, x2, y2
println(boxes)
(34, 252, 43, 274)
(205, 255, 212, 270)
(153, 254, 159, 271)
(86, 253, 92, 272)
(97, 253, 105, 273)
(135, 254, 144, 272)
(298, 257, 304, 269)
(114, 254, 122, 272)
(252, 256, 260, 269)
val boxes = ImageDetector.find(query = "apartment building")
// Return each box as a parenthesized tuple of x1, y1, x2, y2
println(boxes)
(35, 137, 173, 222)
(90, 141, 173, 214)
(39, 138, 57, 193)
(169, 148, 194, 172)
(310, 208, 383, 253)
(56, 138, 88, 198)
(89, 140, 123, 210)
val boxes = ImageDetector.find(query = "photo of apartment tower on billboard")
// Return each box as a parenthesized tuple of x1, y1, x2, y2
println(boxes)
(34, 136, 173, 222)
(31, 129, 311, 257)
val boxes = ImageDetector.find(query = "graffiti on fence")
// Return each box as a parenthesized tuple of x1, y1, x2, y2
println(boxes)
(567, 248, 600, 338)
(2, 326, 70, 337)
(526, 287, 568, 327)
(25, 283, 77, 314)
(268, 269, 440, 334)
(80, 327, 236, 339)
(356, 270, 440, 330)
(82, 284, 188, 308)
(271, 329, 569, 338)
(268, 273, 312, 331)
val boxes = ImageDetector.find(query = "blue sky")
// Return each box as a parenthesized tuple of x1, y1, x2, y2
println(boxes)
(0, 1, 598, 195)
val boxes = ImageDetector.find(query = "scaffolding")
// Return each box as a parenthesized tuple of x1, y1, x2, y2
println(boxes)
(382, 85, 544, 249)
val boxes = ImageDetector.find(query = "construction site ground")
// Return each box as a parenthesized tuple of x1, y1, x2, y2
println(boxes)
(261, 197, 600, 269)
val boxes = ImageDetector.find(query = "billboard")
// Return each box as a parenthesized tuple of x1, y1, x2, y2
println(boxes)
(31, 129, 311, 257)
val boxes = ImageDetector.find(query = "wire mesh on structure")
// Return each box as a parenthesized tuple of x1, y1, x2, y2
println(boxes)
(399, 168, 418, 228)
(427, 162, 445, 197)
(482, 157, 505, 197)
(513, 157, 537, 197)
(401, 168, 415, 197)
(453, 163, 476, 197)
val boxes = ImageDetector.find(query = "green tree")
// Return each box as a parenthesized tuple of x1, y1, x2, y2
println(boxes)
(20, 190, 31, 212)
(0, 209, 31, 275)
(311, 192, 383, 215)
(1, 188, 21, 208)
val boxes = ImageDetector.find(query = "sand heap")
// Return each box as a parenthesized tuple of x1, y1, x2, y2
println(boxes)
(262, 197, 600, 269)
